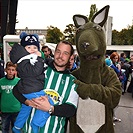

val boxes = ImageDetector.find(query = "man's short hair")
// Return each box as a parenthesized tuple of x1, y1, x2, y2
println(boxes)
(56, 40, 74, 56)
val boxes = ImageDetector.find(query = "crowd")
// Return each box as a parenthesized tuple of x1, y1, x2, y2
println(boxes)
(0, 32, 132, 133)
(105, 52, 133, 125)
(105, 52, 133, 95)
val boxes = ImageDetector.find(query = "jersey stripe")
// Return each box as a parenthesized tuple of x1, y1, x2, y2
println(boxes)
(23, 66, 78, 133)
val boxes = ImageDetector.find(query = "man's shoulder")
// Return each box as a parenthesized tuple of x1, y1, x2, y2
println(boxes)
(68, 73, 77, 81)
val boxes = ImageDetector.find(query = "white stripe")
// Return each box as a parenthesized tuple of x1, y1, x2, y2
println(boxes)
(46, 70, 54, 88)
(52, 117, 58, 133)
(25, 122, 27, 132)
(43, 117, 51, 132)
(61, 77, 69, 99)
(17, 54, 37, 63)
(58, 117, 64, 133)
(55, 74, 63, 91)
(28, 108, 35, 133)
(67, 84, 79, 107)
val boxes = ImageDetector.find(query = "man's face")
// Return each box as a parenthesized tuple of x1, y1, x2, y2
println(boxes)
(54, 42, 71, 69)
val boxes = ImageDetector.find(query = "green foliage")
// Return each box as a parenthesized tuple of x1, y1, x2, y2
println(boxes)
(46, 26, 64, 44)
(88, 4, 98, 21)
(112, 25, 133, 45)
(63, 24, 76, 45)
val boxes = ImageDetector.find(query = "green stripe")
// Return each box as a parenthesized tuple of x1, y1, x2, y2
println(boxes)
(22, 66, 78, 133)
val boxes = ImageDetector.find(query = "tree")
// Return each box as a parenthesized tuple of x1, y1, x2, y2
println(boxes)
(88, 4, 98, 21)
(46, 26, 64, 44)
(63, 24, 76, 45)
(126, 25, 133, 45)
(112, 25, 133, 45)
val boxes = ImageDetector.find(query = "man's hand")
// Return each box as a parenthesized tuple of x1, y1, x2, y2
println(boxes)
(31, 96, 51, 111)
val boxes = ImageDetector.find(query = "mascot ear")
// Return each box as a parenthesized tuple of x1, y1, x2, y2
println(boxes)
(73, 15, 88, 28)
(91, 5, 110, 27)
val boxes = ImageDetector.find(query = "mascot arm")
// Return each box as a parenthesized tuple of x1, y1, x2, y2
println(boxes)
(74, 71, 121, 109)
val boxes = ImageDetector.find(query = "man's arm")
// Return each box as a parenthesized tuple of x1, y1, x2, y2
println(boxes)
(13, 85, 26, 103)
(53, 104, 76, 117)
(13, 86, 76, 117)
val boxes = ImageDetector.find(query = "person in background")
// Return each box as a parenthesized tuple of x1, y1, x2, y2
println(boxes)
(74, 54, 80, 68)
(49, 47, 54, 58)
(127, 55, 133, 95)
(105, 54, 112, 66)
(41, 46, 52, 59)
(42, 46, 54, 65)
(129, 55, 133, 69)
(0, 53, 5, 79)
(10, 32, 54, 133)
(120, 52, 126, 63)
(0, 62, 21, 133)
(110, 52, 121, 75)
(110, 52, 122, 124)
(68, 54, 78, 72)
(120, 60, 132, 94)
(13, 40, 79, 133)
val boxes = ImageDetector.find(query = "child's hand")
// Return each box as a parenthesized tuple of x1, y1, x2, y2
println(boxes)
(35, 51, 41, 57)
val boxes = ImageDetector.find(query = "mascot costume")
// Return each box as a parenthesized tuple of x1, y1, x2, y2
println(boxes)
(70, 5, 121, 133)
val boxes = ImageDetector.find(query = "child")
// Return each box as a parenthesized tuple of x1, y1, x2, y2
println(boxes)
(0, 62, 21, 133)
(10, 32, 54, 133)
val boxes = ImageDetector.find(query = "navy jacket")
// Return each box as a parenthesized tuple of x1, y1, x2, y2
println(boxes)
(10, 43, 45, 94)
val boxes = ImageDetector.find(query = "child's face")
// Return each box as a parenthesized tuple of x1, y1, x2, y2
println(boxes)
(5, 66, 17, 79)
(25, 45, 38, 54)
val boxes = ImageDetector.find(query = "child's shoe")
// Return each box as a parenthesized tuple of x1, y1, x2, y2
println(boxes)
(12, 127, 21, 133)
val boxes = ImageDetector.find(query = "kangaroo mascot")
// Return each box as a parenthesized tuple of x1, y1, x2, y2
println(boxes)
(70, 5, 121, 133)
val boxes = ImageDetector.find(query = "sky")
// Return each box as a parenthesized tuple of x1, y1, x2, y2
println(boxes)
(16, 0, 133, 32)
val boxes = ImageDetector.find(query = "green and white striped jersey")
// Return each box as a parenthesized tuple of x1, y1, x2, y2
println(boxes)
(23, 66, 78, 133)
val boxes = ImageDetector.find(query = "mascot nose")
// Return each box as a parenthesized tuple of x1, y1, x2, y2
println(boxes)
(81, 42, 90, 50)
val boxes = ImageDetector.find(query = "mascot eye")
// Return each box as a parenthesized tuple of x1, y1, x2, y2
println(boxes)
(93, 25, 102, 31)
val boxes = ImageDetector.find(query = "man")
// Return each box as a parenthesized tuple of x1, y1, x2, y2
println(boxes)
(120, 52, 126, 62)
(41, 46, 52, 59)
(68, 54, 78, 72)
(13, 40, 79, 133)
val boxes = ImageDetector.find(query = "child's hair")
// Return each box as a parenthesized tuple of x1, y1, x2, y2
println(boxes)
(6, 61, 17, 69)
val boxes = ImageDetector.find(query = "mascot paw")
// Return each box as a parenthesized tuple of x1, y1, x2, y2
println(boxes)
(74, 79, 89, 99)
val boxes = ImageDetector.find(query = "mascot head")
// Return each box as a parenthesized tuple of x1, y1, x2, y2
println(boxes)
(73, 5, 109, 68)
